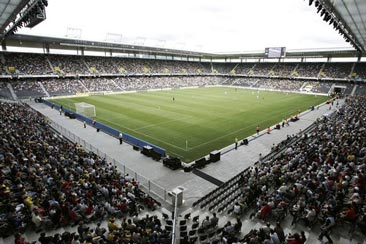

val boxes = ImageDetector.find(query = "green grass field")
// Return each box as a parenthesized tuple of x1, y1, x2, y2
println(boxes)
(50, 87, 328, 162)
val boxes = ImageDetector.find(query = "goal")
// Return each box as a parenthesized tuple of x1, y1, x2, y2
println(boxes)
(75, 102, 96, 117)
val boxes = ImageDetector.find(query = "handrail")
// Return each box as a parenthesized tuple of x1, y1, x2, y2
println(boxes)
(171, 193, 179, 244)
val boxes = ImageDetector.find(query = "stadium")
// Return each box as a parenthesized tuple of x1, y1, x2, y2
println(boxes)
(0, 0, 365, 244)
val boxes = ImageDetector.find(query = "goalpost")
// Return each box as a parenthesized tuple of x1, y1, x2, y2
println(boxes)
(75, 102, 96, 117)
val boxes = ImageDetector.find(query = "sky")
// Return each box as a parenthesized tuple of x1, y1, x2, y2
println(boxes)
(17, 0, 352, 53)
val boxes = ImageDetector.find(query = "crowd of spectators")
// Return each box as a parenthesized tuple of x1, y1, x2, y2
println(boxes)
(231, 63, 255, 75)
(113, 76, 223, 91)
(255, 79, 303, 91)
(252, 63, 275, 76)
(224, 78, 258, 87)
(48, 55, 89, 75)
(354, 85, 366, 96)
(6, 77, 361, 98)
(3, 53, 52, 75)
(296, 63, 322, 78)
(0, 53, 364, 80)
(0, 102, 161, 240)
(196, 95, 365, 243)
(212, 63, 237, 74)
(241, 222, 306, 244)
(11, 80, 45, 98)
(13, 213, 170, 244)
(274, 63, 298, 77)
(41, 79, 88, 96)
(81, 78, 120, 92)
(353, 63, 366, 80)
(322, 63, 352, 79)
(0, 81, 11, 99)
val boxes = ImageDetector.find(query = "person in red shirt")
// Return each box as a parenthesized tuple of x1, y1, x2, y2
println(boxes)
(260, 203, 272, 219)
(287, 233, 304, 244)
(340, 202, 357, 221)
(120, 199, 128, 213)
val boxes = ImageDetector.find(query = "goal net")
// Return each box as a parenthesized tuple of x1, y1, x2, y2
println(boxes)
(75, 102, 96, 117)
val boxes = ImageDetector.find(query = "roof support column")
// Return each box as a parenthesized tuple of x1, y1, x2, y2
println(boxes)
(1, 41, 6, 51)
(43, 43, 50, 54)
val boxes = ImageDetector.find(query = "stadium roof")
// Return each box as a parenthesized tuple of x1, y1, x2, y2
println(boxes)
(4, 34, 364, 60)
(0, 0, 29, 34)
(321, 0, 366, 52)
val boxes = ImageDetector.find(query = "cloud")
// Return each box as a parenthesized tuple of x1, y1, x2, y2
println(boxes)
(17, 0, 350, 52)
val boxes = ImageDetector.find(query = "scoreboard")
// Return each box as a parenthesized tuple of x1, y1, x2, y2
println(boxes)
(264, 47, 286, 58)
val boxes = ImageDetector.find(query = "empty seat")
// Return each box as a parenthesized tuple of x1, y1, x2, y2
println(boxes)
(192, 216, 199, 222)
(162, 213, 169, 219)
(191, 222, 199, 229)
(188, 229, 197, 236)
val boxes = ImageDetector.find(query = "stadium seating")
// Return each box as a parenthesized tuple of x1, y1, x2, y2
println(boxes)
(0, 102, 163, 241)
(192, 96, 366, 242)
(0, 52, 364, 100)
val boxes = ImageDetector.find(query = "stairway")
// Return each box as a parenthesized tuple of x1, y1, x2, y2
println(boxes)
(82, 59, 91, 73)
(45, 56, 55, 73)
(38, 81, 50, 97)
(7, 83, 17, 100)
(78, 79, 90, 92)
(292, 63, 299, 76)
(317, 63, 326, 78)
(300, 82, 308, 91)
(230, 63, 240, 74)
(111, 79, 123, 90)
(349, 62, 356, 78)
(351, 85, 358, 96)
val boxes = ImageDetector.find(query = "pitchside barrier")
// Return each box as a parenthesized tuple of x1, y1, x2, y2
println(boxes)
(42, 99, 166, 157)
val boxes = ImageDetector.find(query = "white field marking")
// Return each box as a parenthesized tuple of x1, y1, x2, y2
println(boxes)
(96, 117, 189, 151)
(134, 115, 193, 131)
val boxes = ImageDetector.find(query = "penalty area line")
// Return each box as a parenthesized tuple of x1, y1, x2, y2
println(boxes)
(96, 117, 190, 152)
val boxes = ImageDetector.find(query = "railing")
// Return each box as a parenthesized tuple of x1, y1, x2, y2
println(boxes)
(49, 120, 170, 204)
(171, 194, 179, 244)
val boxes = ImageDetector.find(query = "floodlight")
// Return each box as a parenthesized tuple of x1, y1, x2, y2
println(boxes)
(317, 5, 322, 13)
(320, 9, 326, 17)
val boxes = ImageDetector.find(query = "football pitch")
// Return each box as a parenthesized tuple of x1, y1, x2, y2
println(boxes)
(50, 87, 328, 162)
